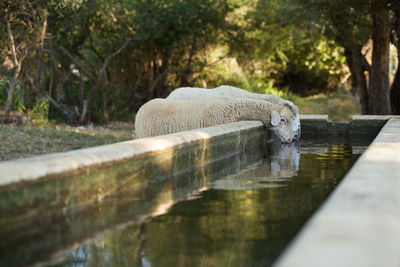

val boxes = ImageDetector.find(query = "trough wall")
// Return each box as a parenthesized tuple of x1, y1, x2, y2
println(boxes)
(274, 116, 400, 267)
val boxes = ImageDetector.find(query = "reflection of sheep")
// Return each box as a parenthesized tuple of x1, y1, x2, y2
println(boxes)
(167, 85, 301, 139)
(212, 141, 300, 190)
(135, 97, 295, 143)
(265, 140, 300, 178)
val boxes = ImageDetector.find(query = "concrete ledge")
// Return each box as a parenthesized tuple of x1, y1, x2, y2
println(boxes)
(300, 114, 393, 137)
(299, 114, 329, 121)
(352, 115, 400, 121)
(273, 117, 400, 267)
(0, 121, 264, 187)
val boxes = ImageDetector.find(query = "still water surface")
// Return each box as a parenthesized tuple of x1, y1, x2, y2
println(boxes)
(54, 138, 368, 267)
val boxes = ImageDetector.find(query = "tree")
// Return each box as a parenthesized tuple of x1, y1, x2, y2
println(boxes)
(369, 0, 391, 114)
(4, 18, 22, 123)
(0, 1, 47, 122)
(1, 0, 230, 124)
(225, 0, 347, 97)
(258, 0, 398, 114)
(390, 3, 400, 114)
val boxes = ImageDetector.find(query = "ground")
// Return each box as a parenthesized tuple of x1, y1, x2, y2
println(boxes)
(292, 90, 360, 123)
(0, 122, 134, 161)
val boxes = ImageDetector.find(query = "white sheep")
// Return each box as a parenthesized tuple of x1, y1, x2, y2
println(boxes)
(135, 97, 295, 143)
(167, 85, 301, 140)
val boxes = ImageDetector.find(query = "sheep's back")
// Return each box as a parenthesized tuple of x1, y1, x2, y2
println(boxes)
(135, 98, 227, 138)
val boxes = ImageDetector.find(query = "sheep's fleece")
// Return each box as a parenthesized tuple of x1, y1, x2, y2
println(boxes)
(167, 85, 300, 139)
(135, 97, 295, 143)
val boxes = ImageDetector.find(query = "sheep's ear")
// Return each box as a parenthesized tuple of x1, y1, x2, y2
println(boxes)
(270, 110, 281, 126)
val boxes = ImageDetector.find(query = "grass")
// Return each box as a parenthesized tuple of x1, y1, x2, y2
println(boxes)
(0, 125, 132, 161)
(292, 90, 361, 122)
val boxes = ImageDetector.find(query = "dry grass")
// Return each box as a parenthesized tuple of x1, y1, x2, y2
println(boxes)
(0, 124, 132, 161)
(293, 90, 361, 122)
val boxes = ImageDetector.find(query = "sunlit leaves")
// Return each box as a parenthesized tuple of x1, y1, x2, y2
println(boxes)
(52, 0, 87, 13)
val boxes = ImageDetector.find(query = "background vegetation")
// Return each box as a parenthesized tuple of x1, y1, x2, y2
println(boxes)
(1, 0, 399, 125)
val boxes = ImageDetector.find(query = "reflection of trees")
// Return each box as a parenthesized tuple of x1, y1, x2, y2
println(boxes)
(61, 143, 358, 267)
(64, 224, 146, 266)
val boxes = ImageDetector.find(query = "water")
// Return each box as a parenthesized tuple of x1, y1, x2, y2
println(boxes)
(1, 137, 371, 267)
(51, 138, 366, 267)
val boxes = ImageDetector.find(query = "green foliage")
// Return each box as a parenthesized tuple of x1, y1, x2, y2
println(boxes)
(193, 54, 295, 101)
(225, 0, 348, 95)
(26, 98, 49, 127)
(0, 78, 8, 106)
(38, 0, 232, 123)
(0, 77, 25, 111)
(1, 0, 369, 123)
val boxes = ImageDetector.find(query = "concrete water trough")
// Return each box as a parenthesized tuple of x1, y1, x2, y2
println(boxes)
(274, 115, 400, 267)
(0, 115, 399, 266)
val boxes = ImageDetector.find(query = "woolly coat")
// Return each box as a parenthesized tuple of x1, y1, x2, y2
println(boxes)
(167, 85, 300, 139)
(167, 85, 299, 115)
(135, 97, 294, 142)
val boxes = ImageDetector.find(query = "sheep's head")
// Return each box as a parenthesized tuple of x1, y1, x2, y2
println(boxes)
(269, 108, 295, 143)
(283, 103, 301, 141)
(292, 113, 301, 140)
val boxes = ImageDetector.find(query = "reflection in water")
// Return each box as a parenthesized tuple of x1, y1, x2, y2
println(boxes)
(212, 141, 300, 190)
(58, 140, 362, 267)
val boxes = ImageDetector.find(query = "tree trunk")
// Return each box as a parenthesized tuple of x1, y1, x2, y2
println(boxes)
(5, 20, 22, 123)
(341, 27, 369, 114)
(390, 8, 400, 114)
(5, 65, 22, 123)
(102, 91, 109, 122)
(346, 46, 369, 114)
(369, 3, 391, 114)
(344, 49, 357, 95)
(158, 48, 173, 98)
(36, 16, 47, 92)
(180, 35, 198, 87)
(391, 60, 400, 114)
(332, 13, 370, 114)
